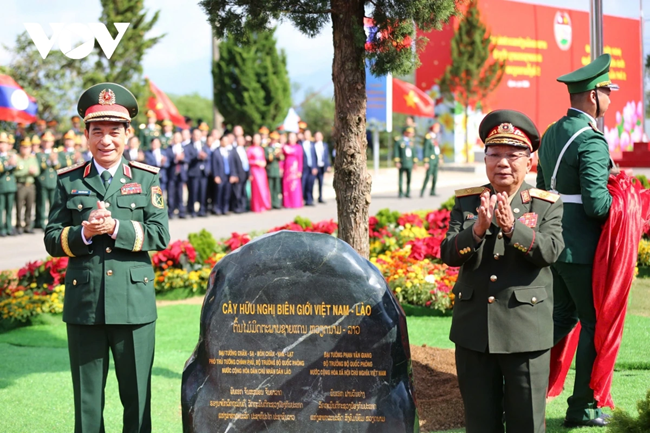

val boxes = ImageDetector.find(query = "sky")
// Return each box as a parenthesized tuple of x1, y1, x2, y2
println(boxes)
(0, 0, 646, 106)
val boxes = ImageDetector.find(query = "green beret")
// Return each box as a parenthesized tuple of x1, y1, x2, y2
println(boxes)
(557, 53, 620, 94)
(77, 83, 138, 123)
(479, 109, 540, 153)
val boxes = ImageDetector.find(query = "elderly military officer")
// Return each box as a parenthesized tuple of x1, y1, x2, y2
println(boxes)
(441, 110, 565, 433)
(44, 83, 170, 433)
(536, 54, 617, 428)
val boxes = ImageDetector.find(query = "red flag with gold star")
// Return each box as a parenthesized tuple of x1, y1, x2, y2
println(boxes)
(392, 78, 434, 118)
(146, 79, 188, 129)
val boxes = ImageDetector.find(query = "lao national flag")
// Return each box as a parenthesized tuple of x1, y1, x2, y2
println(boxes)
(0, 75, 38, 124)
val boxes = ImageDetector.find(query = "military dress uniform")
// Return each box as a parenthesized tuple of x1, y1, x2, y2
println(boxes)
(394, 131, 417, 198)
(0, 133, 18, 236)
(420, 131, 440, 197)
(441, 110, 565, 433)
(44, 83, 170, 433)
(14, 138, 41, 234)
(536, 54, 618, 427)
(138, 110, 160, 151)
(34, 131, 59, 229)
(265, 138, 283, 209)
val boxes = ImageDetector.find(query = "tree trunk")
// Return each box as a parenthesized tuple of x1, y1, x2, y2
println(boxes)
(331, 0, 371, 258)
(464, 103, 470, 163)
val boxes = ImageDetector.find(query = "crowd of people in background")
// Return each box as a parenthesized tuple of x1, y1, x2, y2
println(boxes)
(0, 111, 332, 235)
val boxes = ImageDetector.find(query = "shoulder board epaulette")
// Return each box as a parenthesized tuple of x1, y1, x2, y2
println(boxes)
(455, 186, 489, 198)
(129, 160, 160, 174)
(139, 123, 146, 129)
(529, 188, 560, 203)
(57, 162, 86, 176)
(542, 122, 556, 137)
(425, 133, 431, 139)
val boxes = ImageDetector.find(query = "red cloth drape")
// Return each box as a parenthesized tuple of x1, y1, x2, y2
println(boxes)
(548, 172, 650, 409)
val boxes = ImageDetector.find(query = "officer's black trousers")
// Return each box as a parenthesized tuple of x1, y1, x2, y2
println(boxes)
(455, 345, 549, 433)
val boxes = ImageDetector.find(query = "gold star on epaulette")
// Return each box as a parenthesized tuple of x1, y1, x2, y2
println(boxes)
(455, 186, 490, 198)
(57, 162, 86, 176)
(130, 160, 160, 174)
(529, 188, 560, 203)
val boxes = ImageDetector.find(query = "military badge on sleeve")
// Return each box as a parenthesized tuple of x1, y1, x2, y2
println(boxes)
(151, 186, 164, 209)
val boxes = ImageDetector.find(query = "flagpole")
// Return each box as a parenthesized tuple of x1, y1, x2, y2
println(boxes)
(212, 29, 224, 134)
(590, 0, 604, 131)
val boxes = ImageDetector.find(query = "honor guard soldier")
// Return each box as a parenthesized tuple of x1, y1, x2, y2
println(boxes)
(536, 54, 618, 428)
(44, 83, 170, 433)
(14, 137, 40, 234)
(421, 123, 442, 197)
(160, 119, 174, 148)
(71, 115, 84, 136)
(265, 131, 284, 209)
(31, 134, 42, 155)
(34, 131, 60, 230)
(138, 109, 160, 151)
(0, 132, 18, 236)
(441, 110, 565, 433)
(60, 130, 77, 167)
(394, 126, 418, 198)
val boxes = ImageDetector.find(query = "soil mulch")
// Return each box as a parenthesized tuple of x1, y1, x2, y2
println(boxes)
(411, 344, 465, 432)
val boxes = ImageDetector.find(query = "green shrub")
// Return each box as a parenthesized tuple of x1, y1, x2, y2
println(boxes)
(188, 229, 218, 263)
(294, 216, 313, 229)
(439, 195, 456, 211)
(375, 208, 401, 227)
(608, 389, 650, 433)
(635, 174, 650, 189)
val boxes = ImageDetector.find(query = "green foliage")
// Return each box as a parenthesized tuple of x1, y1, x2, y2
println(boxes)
(0, 32, 86, 126)
(635, 174, 650, 189)
(438, 0, 505, 107)
(439, 195, 456, 211)
(297, 90, 335, 145)
(187, 229, 218, 263)
(375, 208, 401, 227)
(200, 0, 457, 79)
(83, 0, 165, 124)
(213, 28, 291, 132)
(168, 93, 214, 129)
(294, 216, 313, 230)
(608, 389, 650, 433)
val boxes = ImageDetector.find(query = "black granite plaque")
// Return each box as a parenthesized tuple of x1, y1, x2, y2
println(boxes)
(181, 231, 418, 432)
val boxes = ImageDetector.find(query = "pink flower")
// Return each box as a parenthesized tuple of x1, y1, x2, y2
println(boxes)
(620, 131, 631, 151)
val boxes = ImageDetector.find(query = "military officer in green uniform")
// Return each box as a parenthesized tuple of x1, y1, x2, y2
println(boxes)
(34, 131, 61, 230)
(536, 54, 618, 428)
(441, 110, 565, 433)
(265, 131, 284, 209)
(44, 83, 170, 433)
(138, 109, 160, 151)
(420, 122, 442, 197)
(59, 130, 77, 167)
(0, 132, 18, 237)
(14, 137, 41, 234)
(160, 119, 174, 148)
(394, 127, 418, 198)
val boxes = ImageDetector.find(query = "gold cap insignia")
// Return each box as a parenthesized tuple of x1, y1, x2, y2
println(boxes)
(98, 89, 116, 106)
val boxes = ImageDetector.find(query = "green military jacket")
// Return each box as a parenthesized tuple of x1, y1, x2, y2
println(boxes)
(536, 109, 612, 264)
(44, 158, 170, 325)
(36, 151, 61, 190)
(59, 149, 76, 168)
(0, 153, 18, 194)
(422, 133, 440, 167)
(265, 143, 283, 178)
(159, 132, 173, 149)
(440, 182, 564, 354)
(14, 155, 40, 184)
(138, 124, 160, 151)
(393, 137, 417, 169)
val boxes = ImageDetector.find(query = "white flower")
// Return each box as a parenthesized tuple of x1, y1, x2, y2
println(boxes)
(425, 275, 436, 284)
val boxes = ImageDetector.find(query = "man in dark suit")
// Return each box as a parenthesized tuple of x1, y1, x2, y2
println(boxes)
(312, 131, 331, 204)
(144, 138, 169, 192)
(167, 132, 188, 219)
(228, 136, 249, 214)
(186, 128, 211, 217)
(301, 130, 318, 206)
(211, 137, 231, 215)
(124, 136, 145, 162)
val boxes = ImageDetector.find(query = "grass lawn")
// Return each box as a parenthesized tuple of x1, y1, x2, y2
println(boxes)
(1, 286, 649, 432)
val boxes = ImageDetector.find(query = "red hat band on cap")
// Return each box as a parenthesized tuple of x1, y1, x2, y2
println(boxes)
(485, 123, 532, 152)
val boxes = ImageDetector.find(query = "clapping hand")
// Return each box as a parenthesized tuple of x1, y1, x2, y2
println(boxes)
(473, 190, 497, 238)
(82, 201, 116, 239)
(494, 192, 515, 237)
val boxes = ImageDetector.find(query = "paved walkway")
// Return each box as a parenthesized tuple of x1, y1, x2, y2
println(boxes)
(0, 167, 535, 271)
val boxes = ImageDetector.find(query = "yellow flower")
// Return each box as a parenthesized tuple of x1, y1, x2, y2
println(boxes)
(30, 283, 37, 288)
(395, 287, 402, 293)
(405, 281, 412, 288)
